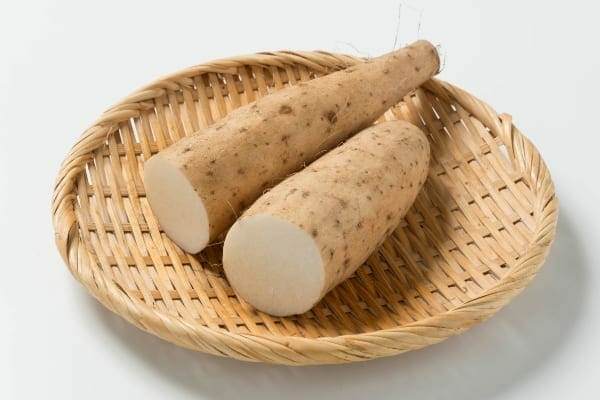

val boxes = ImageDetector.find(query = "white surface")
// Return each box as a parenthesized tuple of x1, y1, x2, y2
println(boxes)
(144, 155, 210, 253)
(224, 214, 325, 316)
(1, 0, 598, 398)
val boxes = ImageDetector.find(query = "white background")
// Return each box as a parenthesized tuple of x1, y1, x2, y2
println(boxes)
(1, 0, 599, 399)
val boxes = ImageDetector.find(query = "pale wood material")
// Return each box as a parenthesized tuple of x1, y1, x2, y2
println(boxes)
(52, 51, 558, 365)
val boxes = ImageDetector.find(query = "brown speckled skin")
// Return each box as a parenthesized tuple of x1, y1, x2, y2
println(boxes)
(241, 120, 430, 297)
(150, 41, 439, 241)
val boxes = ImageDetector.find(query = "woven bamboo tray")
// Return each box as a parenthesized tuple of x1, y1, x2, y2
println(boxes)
(52, 50, 558, 365)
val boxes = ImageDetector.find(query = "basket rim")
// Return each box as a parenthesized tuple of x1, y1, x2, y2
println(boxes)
(51, 50, 558, 365)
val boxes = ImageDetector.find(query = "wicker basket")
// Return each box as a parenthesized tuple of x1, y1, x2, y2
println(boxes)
(52, 51, 558, 365)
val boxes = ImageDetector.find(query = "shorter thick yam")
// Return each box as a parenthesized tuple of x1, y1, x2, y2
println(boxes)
(223, 120, 430, 316)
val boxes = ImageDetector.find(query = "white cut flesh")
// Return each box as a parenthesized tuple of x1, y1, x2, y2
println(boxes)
(144, 156, 209, 253)
(223, 214, 325, 316)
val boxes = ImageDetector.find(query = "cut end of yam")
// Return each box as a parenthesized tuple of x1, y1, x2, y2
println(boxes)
(144, 155, 209, 254)
(223, 214, 325, 316)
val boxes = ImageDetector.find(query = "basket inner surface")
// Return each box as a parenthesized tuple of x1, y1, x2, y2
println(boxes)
(73, 63, 534, 338)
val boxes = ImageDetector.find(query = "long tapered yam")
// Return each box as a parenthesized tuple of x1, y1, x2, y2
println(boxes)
(144, 41, 439, 253)
(223, 120, 430, 316)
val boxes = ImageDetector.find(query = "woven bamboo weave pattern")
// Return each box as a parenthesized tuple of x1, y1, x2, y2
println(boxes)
(52, 51, 557, 365)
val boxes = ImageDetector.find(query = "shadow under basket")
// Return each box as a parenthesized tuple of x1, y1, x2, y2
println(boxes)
(52, 51, 558, 365)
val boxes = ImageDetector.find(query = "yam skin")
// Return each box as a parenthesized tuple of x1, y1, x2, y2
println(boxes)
(144, 41, 439, 253)
(223, 120, 430, 316)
